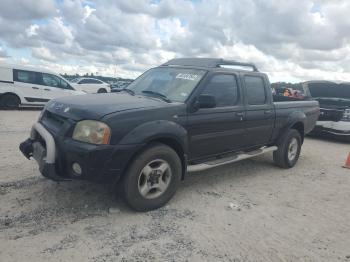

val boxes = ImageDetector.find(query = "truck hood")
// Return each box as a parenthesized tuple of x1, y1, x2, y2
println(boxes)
(45, 93, 169, 120)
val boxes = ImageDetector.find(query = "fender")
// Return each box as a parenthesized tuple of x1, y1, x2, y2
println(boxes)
(276, 110, 306, 144)
(118, 120, 189, 154)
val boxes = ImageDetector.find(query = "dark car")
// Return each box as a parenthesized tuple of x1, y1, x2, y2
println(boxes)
(110, 80, 133, 92)
(302, 81, 350, 142)
(20, 58, 320, 211)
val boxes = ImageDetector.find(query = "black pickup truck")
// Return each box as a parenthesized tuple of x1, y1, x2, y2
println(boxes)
(20, 58, 320, 211)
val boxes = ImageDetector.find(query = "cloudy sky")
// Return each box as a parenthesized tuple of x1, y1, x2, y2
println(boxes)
(0, 0, 349, 82)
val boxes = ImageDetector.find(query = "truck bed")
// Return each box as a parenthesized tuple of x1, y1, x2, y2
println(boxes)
(273, 100, 320, 136)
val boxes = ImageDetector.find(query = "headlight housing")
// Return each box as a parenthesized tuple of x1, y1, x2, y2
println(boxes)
(72, 120, 111, 144)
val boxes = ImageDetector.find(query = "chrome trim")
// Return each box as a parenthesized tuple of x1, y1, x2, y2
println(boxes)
(30, 122, 56, 164)
(187, 146, 278, 172)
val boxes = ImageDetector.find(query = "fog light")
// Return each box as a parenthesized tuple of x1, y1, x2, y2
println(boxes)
(72, 162, 82, 176)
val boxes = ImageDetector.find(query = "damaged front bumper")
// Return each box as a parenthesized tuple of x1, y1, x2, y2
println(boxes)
(19, 121, 144, 183)
(19, 123, 69, 181)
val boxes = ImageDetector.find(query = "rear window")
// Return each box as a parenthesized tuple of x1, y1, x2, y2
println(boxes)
(13, 69, 38, 85)
(244, 76, 267, 105)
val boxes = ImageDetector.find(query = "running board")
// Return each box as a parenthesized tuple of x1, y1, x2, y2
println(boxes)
(187, 146, 278, 172)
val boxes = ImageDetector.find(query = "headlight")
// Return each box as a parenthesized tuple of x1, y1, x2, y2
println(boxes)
(72, 120, 111, 144)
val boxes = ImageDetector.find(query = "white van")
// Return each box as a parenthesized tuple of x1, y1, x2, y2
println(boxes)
(0, 65, 85, 109)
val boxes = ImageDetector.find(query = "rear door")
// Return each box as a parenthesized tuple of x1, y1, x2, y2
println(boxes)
(187, 73, 246, 160)
(13, 69, 43, 103)
(242, 74, 274, 147)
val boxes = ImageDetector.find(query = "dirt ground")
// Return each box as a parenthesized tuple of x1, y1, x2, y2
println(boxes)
(0, 110, 349, 262)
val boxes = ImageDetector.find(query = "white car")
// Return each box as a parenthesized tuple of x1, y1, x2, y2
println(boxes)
(0, 65, 85, 109)
(70, 78, 111, 93)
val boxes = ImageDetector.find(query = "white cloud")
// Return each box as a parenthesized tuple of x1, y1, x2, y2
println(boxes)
(0, 0, 350, 83)
(26, 24, 39, 37)
(32, 47, 57, 61)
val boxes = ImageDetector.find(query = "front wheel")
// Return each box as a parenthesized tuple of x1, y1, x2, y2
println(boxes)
(273, 129, 302, 168)
(122, 143, 182, 212)
(97, 88, 107, 93)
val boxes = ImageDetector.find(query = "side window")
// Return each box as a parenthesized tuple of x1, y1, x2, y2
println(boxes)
(91, 79, 102, 84)
(244, 76, 267, 105)
(79, 79, 89, 84)
(80, 79, 100, 84)
(201, 74, 239, 107)
(42, 73, 67, 89)
(42, 73, 60, 88)
(13, 69, 38, 85)
(60, 78, 72, 90)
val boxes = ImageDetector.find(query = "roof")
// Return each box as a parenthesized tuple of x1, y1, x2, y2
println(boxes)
(0, 63, 58, 75)
(74, 77, 103, 80)
(162, 58, 258, 72)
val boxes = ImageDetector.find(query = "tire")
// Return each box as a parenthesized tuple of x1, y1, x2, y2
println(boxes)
(0, 94, 20, 109)
(273, 129, 302, 169)
(122, 143, 182, 212)
(97, 88, 107, 93)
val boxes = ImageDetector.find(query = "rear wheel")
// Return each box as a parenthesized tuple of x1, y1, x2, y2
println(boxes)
(0, 94, 20, 109)
(273, 129, 302, 168)
(122, 143, 182, 212)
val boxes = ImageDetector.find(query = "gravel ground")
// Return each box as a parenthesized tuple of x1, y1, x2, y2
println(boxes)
(0, 110, 349, 262)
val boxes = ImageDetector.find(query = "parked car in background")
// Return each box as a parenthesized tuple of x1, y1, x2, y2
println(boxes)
(302, 81, 350, 142)
(70, 77, 111, 93)
(0, 65, 85, 109)
(110, 80, 133, 92)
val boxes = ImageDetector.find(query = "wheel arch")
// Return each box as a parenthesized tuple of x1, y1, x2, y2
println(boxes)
(148, 136, 187, 180)
(97, 88, 107, 93)
(0, 92, 22, 108)
(276, 120, 305, 146)
(290, 121, 304, 143)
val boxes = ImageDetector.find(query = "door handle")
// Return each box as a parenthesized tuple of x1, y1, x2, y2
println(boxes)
(264, 110, 272, 114)
(44, 88, 50, 91)
(236, 111, 244, 121)
(32, 87, 39, 90)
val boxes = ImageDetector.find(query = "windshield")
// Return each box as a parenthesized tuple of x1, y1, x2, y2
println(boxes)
(127, 67, 207, 102)
(308, 82, 350, 100)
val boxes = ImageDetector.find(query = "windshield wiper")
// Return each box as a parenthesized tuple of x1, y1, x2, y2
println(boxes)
(115, 88, 135, 95)
(142, 90, 171, 103)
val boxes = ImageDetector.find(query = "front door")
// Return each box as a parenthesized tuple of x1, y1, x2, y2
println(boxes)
(187, 73, 246, 160)
(39, 73, 74, 100)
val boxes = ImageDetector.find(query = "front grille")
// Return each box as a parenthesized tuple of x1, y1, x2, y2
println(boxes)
(40, 110, 69, 134)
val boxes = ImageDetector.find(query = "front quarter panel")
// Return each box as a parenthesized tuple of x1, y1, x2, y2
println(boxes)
(118, 120, 188, 153)
(102, 104, 188, 151)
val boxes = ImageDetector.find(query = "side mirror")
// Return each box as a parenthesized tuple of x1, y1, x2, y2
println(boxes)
(197, 94, 216, 109)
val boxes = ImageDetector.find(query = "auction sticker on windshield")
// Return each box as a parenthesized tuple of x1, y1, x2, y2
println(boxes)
(176, 73, 200, 81)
